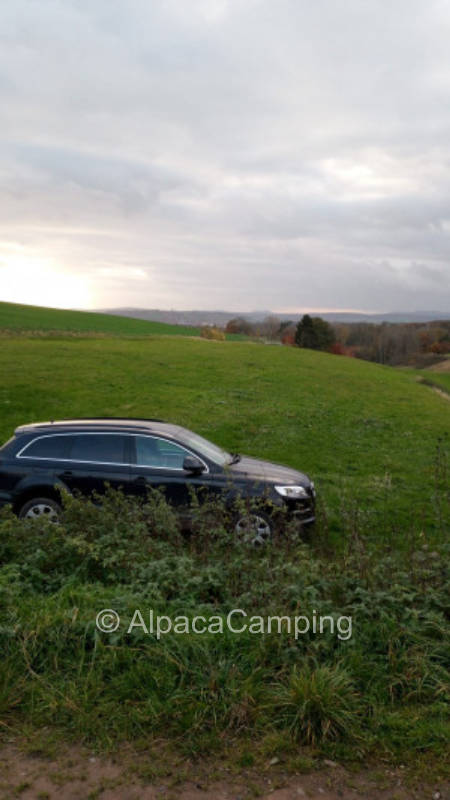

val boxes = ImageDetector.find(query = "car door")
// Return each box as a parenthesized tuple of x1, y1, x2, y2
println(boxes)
(53, 433, 131, 498)
(128, 434, 213, 509)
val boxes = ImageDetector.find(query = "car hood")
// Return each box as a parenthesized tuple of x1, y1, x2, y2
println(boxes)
(228, 455, 311, 486)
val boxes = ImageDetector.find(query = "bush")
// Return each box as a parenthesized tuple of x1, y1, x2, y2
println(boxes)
(200, 326, 225, 340)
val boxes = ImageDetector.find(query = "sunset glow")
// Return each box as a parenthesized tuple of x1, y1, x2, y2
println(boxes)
(0, 253, 92, 310)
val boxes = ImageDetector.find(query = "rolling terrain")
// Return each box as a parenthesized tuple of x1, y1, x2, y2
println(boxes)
(0, 301, 201, 337)
(0, 334, 448, 538)
(0, 313, 448, 785)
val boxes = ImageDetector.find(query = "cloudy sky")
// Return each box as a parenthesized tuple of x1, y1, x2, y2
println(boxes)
(1, 0, 449, 312)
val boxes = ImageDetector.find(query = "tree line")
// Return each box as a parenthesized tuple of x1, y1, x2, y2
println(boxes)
(224, 315, 450, 367)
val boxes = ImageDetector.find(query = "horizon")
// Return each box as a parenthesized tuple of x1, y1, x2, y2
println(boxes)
(2, 299, 450, 322)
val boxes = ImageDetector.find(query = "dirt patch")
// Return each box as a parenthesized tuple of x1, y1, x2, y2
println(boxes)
(431, 386, 450, 401)
(426, 358, 450, 373)
(0, 744, 447, 800)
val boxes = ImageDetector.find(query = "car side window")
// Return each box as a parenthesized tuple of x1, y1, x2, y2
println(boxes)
(18, 435, 70, 459)
(67, 434, 128, 464)
(134, 436, 189, 469)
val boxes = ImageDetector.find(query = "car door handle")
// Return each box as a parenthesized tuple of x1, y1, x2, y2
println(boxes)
(62, 470, 73, 477)
(133, 476, 147, 484)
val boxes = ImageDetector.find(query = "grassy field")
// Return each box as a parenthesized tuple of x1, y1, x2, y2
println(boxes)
(0, 335, 448, 539)
(0, 301, 201, 337)
(0, 332, 449, 777)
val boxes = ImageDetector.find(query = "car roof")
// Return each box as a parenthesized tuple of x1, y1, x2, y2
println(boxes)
(14, 418, 183, 437)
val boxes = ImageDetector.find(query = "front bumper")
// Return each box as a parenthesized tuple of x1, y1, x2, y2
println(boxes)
(283, 488, 316, 525)
(291, 507, 315, 525)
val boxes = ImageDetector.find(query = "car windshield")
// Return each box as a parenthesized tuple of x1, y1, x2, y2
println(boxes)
(175, 428, 232, 466)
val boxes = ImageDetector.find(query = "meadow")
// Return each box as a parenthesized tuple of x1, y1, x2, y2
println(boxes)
(0, 301, 201, 337)
(0, 335, 448, 540)
(0, 326, 449, 779)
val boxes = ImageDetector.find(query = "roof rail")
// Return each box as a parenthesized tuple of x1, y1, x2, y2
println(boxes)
(53, 417, 167, 423)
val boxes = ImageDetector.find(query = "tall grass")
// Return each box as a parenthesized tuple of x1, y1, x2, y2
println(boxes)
(0, 488, 448, 764)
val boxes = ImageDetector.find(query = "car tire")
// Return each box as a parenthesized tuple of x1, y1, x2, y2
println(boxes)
(18, 497, 61, 522)
(234, 510, 273, 546)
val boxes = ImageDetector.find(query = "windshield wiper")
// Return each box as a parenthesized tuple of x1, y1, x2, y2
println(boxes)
(228, 453, 241, 465)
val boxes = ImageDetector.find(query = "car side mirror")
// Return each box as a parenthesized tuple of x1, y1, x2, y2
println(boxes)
(183, 455, 206, 474)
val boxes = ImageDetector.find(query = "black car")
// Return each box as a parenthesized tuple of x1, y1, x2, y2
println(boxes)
(0, 419, 315, 544)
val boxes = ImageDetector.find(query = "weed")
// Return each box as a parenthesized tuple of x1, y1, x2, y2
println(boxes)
(272, 665, 363, 745)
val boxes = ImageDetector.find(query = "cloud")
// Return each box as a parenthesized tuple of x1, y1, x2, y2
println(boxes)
(0, 0, 449, 311)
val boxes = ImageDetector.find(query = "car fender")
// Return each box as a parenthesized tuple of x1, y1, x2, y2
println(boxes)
(12, 475, 72, 510)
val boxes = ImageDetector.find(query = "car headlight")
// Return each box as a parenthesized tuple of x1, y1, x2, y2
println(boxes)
(275, 485, 309, 499)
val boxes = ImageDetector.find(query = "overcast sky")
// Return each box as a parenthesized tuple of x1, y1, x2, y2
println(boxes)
(1, 0, 449, 312)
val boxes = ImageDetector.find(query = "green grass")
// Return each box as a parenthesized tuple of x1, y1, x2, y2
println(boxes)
(0, 336, 448, 542)
(0, 490, 448, 770)
(401, 363, 450, 398)
(419, 372, 450, 394)
(0, 334, 449, 772)
(0, 301, 201, 337)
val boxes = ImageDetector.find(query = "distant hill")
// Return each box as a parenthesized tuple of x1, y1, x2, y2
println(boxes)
(100, 307, 450, 326)
(0, 302, 200, 336)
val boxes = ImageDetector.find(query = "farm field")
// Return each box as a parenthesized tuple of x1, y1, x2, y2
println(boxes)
(0, 301, 201, 337)
(0, 331, 449, 793)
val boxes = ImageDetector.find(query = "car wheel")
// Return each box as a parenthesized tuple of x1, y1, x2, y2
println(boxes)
(234, 511, 272, 546)
(18, 497, 61, 522)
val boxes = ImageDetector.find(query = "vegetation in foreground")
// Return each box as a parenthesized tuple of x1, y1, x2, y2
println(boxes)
(0, 488, 448, 771)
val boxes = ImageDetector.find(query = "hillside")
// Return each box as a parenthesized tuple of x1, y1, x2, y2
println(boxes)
(0, 335, 448, 537)
(0, 333, 448, 779)
(423, 357, 450, 393)
(0, 301, 200, 337)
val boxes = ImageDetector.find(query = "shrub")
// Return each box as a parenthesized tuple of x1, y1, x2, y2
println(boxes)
(200, 326, 225, 341)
